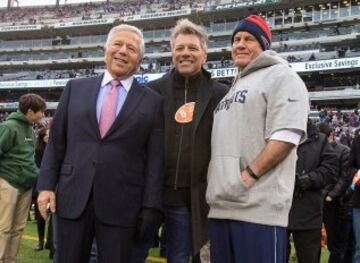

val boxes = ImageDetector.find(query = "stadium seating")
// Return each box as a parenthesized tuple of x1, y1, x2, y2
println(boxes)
(0, 0, 360, 115)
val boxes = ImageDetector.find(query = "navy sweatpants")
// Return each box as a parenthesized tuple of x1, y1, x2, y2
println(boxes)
(209, 219, 287, 263)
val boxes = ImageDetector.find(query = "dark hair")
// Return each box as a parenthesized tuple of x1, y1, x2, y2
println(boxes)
(318, 122, 333, 137)
(36, 127, 49, 152)
(19, 93, 46, 115)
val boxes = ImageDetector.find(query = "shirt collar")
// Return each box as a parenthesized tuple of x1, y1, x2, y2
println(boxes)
(101, 70, 134, 93)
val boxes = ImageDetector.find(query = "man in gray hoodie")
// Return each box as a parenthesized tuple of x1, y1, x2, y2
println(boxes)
(206, 15, 309, 263)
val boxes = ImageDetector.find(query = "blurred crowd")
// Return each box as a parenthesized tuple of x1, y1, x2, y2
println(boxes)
(313, 107, 360, 147)
(0, 0, 205, 25)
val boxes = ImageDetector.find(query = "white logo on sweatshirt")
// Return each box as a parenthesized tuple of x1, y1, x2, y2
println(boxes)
(215, 90, 248, 113)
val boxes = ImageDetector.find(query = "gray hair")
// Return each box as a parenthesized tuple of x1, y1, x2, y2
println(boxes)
(104, 24, 145, 60)
(170, 18, 208, 53)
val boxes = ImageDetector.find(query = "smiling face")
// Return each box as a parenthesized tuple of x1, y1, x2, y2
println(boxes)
(232, 31, 263, 70)
(104, 30, 141, 80)
(172, 33, 206, 77)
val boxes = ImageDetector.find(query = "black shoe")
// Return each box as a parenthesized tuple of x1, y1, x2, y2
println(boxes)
(33, 243, 44, 251)
(45, 243, 51, 250)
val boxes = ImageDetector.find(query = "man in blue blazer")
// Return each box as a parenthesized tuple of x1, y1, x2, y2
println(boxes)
(37, 24, 164, 262)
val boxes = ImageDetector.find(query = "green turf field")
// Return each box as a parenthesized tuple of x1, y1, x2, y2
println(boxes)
(19, 220, 329, 262)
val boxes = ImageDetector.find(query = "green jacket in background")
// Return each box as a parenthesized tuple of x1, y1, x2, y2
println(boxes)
(0, 111, 38, 192)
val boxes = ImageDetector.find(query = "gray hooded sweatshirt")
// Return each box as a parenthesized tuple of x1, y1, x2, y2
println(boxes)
(206, 50, 309, 227)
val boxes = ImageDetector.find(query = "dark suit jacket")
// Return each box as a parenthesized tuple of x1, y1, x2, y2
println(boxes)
(37, 74, 164, 227)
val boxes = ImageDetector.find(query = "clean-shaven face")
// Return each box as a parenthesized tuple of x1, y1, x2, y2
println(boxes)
(232, 31, 263, 70)
(172, 33, 206, 77)
(105, 30, 141, 80)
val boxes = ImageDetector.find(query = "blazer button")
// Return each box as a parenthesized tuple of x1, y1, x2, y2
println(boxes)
(92, 160, 96, 166)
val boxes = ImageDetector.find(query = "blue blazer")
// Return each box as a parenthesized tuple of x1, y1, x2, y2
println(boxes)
(37, 74, 164, 227)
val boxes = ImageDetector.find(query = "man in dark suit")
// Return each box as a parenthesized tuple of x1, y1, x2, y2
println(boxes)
(37, 24, 164, 262)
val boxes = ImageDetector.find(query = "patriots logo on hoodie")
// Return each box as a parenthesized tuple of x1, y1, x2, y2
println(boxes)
(215, 90, 248, 113)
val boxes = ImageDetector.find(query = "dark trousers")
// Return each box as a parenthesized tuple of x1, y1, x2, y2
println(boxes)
(47, 215, 54, 258)
(323, 202, 353, 263)
(344, 223, 355, 263)
(210, 219, 287, 263)
(131, 225, 159, 263)
(287, 229, 321, 263)
(34, 202, 46, 244)
(34, 190, 52, 248)
(56, 195, 135, 263)
(52, 214, 59, 263)
(34, 194, 54, 258)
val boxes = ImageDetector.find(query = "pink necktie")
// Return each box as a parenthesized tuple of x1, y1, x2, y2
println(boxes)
(99, 79, 120, 138)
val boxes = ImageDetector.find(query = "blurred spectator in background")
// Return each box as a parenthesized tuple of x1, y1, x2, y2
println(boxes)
(319, 122, 352, 263)
(0, 93, 46, 262)
(32, 127, 54, 259)
(287, 119, 337, 263)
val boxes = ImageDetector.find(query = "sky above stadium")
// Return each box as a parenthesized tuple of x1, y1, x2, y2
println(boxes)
(0, 0, 107, 8)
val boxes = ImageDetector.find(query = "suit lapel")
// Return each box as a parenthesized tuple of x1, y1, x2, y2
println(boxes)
(192, 77, 212, 135)
(87, 74, 104, 139)
(104, 79, 145, 138)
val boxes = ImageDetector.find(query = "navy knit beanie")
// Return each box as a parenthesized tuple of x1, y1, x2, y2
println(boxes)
(231, 15, 272, 50)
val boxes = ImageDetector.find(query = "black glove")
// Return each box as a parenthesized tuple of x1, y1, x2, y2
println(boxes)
(296, 173, 312, 191)
(135, 208, 162, 241)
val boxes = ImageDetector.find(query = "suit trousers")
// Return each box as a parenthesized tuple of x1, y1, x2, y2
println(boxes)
(0, 177, 32, 263)
(56, 194, 135, 263)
